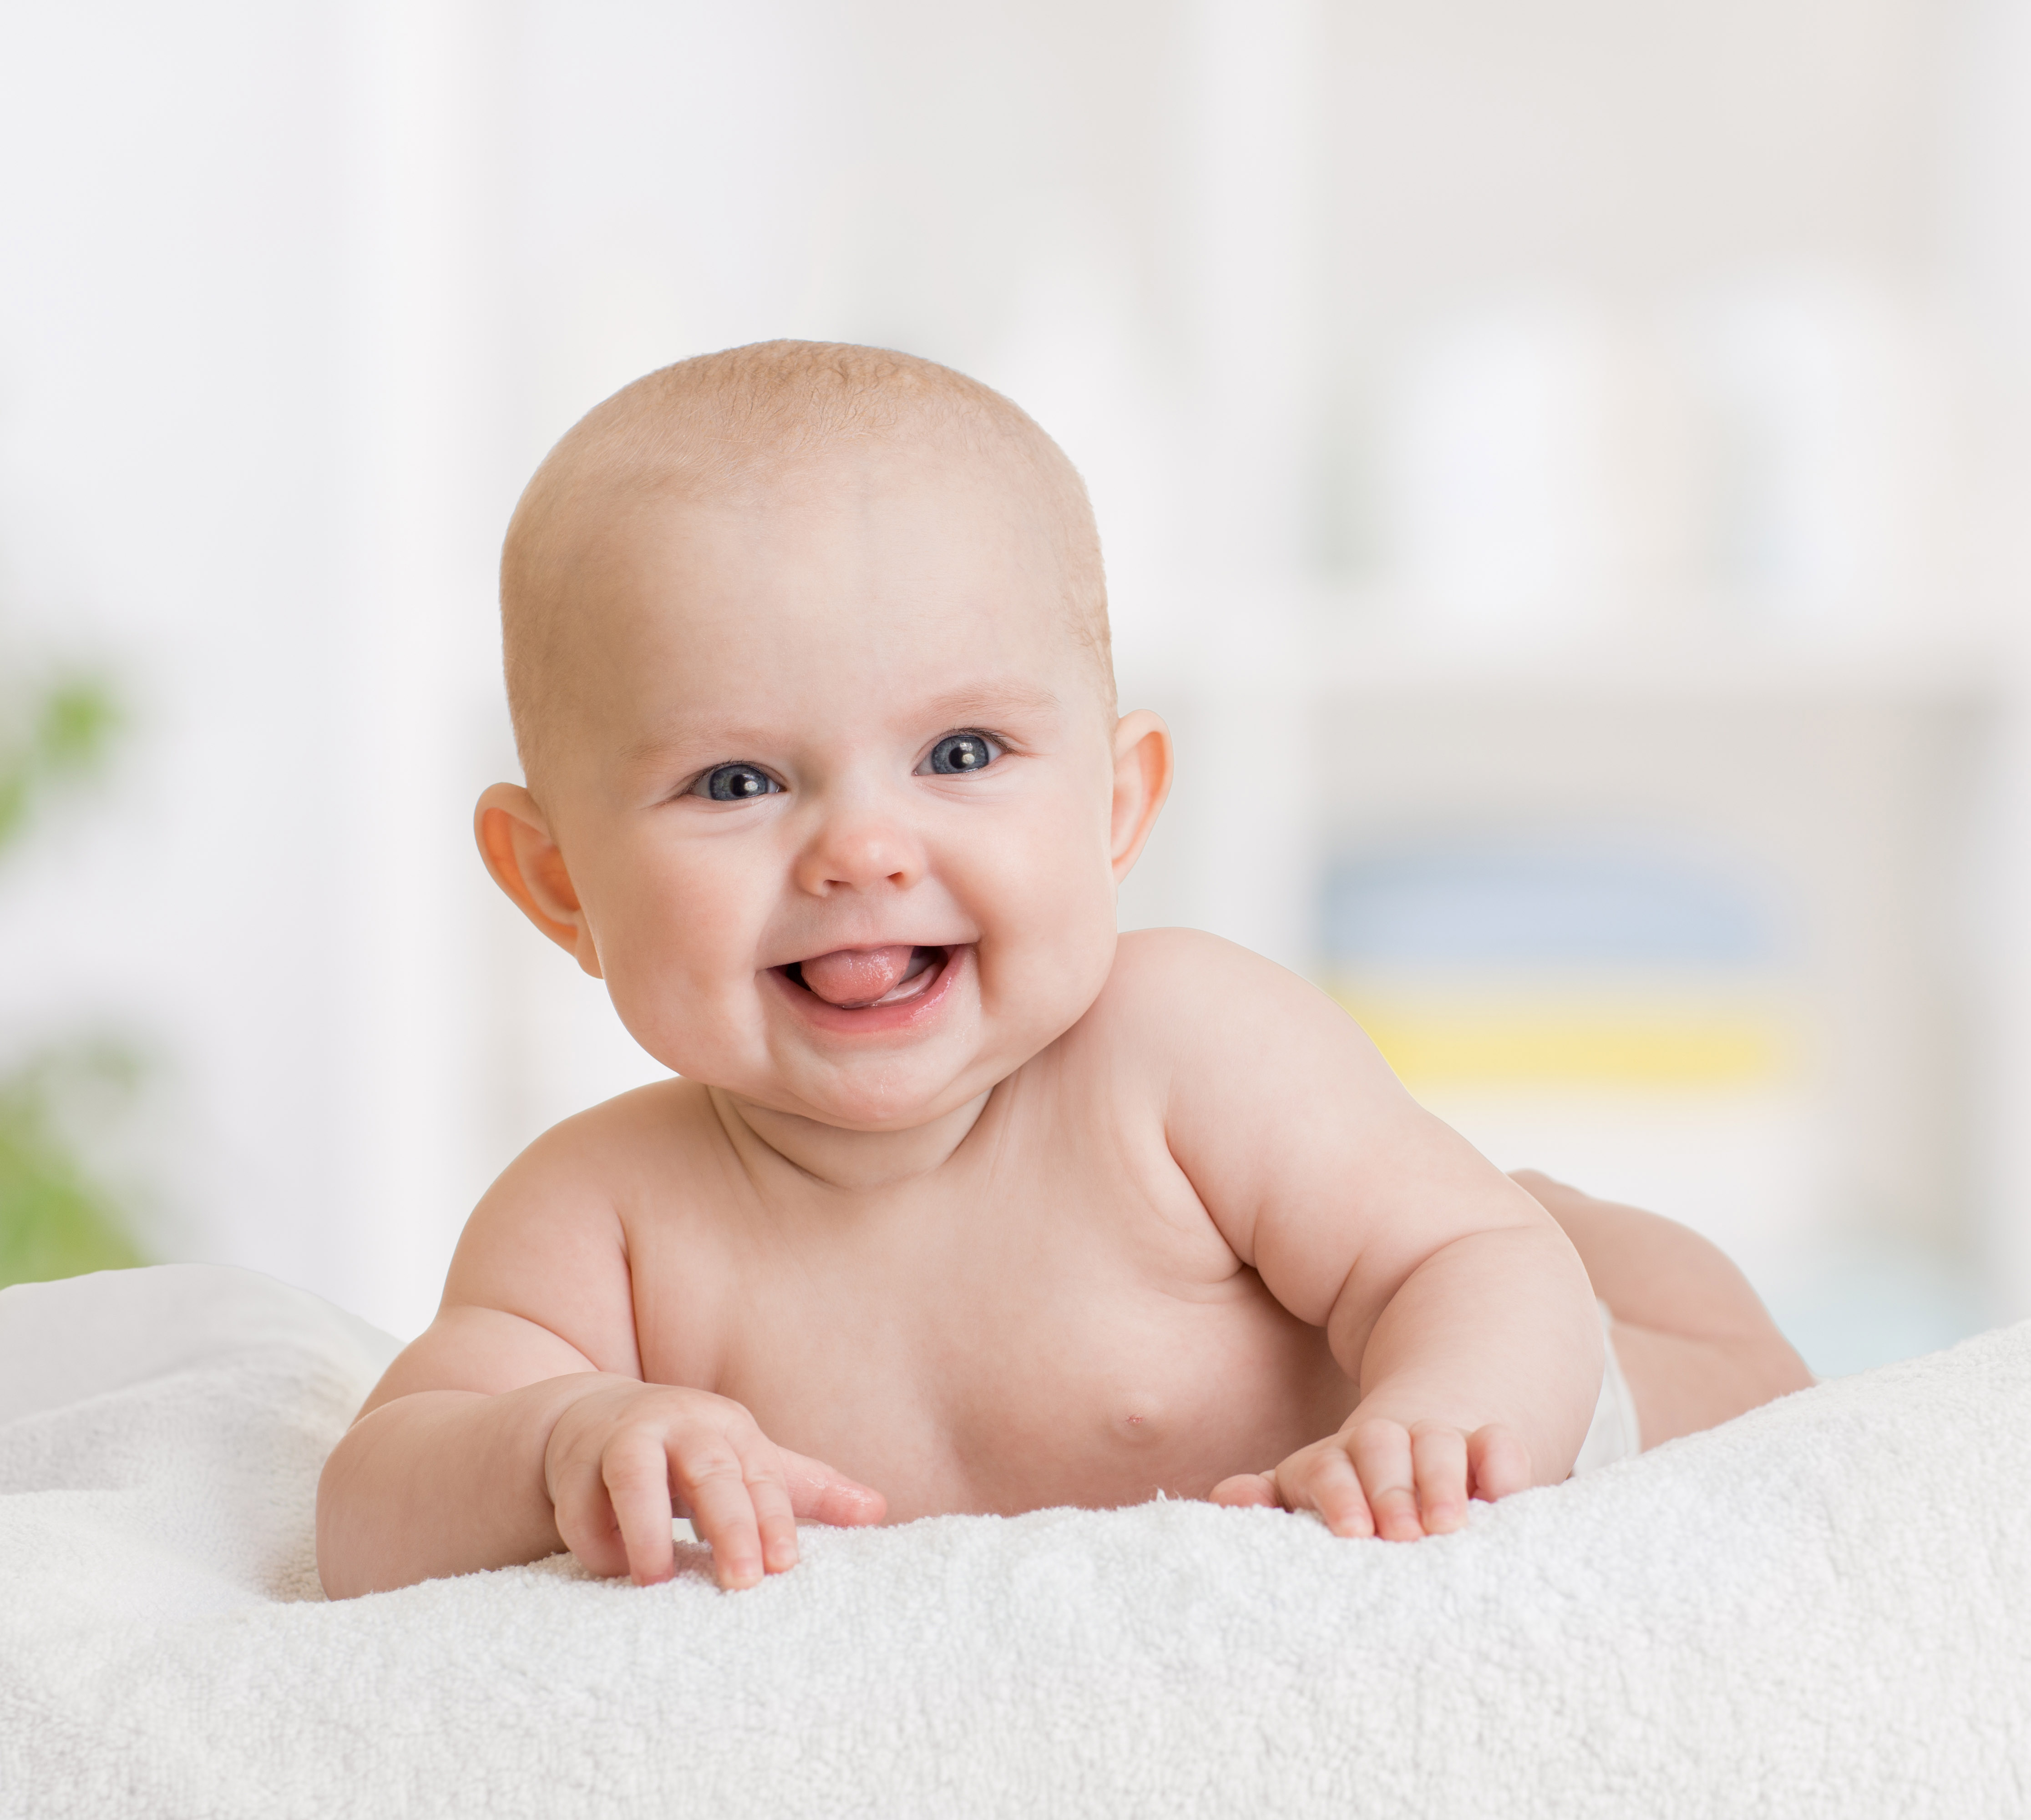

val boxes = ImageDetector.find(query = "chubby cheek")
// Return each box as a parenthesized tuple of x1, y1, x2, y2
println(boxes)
(964, 796, 1119, 1031)
(573, 835, 769, 1077)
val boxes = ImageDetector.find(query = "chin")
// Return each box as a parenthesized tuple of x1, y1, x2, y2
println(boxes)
(790, 1065, 977, 1131)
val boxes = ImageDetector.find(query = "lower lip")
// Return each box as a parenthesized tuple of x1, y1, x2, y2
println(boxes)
(768, 945, 966, 1036)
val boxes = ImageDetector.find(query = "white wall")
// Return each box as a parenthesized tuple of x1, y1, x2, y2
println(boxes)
(0, 3, 363, 1300)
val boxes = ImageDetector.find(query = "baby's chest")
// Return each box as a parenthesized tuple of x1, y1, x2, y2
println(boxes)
(907, 1269, 1346, 1512)
(636, 1179, 1354, 1519)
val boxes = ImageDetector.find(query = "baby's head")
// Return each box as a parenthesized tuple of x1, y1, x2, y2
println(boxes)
(479, 341, 1171, 1131)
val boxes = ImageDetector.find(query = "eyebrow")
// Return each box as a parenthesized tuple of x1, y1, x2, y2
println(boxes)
(913, 681, 1063, 726)
(619, 721, 775, 773)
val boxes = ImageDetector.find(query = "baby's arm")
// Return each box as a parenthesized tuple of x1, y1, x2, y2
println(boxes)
(316, 1124, 882, 1598)
(1139, 932, 1601, 1538)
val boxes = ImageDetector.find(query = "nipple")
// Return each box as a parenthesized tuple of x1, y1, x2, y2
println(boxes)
(798, 945, 937, 1008)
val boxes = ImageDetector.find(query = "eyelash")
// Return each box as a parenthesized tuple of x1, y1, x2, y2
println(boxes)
(683, 729, 1009, 802)
(917, 729, 1005, 776)
(689, 762, 781, 802)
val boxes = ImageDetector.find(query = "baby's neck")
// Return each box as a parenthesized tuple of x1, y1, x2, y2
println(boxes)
(708, 1085, 993, 1193)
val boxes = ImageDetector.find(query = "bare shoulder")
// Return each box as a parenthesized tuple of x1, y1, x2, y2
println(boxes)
(1090, 930, 1462, 1284)
(435, 1077, 726, 1379)
(357, 1079, 738, 1414)
(1078, 927, 1388, 1085)
(1101, 925, 1283, 996)
(1069, 932, 1556, 1342)
(1063, 926, 1405, 1178)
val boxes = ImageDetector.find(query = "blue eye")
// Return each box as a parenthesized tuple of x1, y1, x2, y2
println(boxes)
(921, 732, 1001, 776)
(697, 763, 780, 801)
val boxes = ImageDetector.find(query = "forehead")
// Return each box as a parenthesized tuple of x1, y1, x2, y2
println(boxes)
(569, 446, 1091, 729)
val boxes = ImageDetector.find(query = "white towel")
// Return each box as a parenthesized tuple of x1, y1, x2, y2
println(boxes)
(2, 1262, 2026, 1818)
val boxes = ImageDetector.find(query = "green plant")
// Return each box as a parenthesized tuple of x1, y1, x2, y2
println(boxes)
(0, 675, 120, 849)
(0, 667, 148, 1289)
(0, 1042, 147, 1284)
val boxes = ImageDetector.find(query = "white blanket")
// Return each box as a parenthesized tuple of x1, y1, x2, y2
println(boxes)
(1, 1264, 2026, 1818)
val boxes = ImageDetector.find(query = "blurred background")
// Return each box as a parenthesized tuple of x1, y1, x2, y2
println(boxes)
(3, 0, 2030, 1365)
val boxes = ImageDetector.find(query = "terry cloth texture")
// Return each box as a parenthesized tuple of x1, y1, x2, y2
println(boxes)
(2, 1262, 2028, 1819)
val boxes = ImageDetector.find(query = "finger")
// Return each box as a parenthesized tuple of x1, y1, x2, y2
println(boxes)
(1286, 1446, 1374, 1539)
(550, 1461, 632, 1579)
(599, 1432, 678, 1585)
(1207, 1471, 1281, 1509)
(775, 1447, 888, 1527)
(731, 1434, 802, 1576)
(1347, 1420, 1421, 1541)
(1467, 1423, 1531, 1502)
(671, 1437, 766, 1590)
(1409, 1422, 1469, 1534)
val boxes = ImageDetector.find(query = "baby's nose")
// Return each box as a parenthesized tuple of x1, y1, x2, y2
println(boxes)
(799, 945, 916, 1007)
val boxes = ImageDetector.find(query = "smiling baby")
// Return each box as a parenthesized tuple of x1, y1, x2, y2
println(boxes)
(316, 342, 1809, 1597)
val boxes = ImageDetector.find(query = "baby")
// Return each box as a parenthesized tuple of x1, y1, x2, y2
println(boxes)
(317, 342, 1810, 1597)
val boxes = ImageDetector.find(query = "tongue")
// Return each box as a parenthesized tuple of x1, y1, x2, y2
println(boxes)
(799, 945, 927, 1008)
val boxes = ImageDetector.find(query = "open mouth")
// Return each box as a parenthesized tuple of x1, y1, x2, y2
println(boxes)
(779, 944, 950, 1011)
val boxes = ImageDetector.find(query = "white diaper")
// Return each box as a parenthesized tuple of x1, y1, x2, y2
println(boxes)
(1569, 1299, 1642, 1476)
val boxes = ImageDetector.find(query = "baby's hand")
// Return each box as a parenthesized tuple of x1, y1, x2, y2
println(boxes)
(1208, 1418, 1531, 1539)
(542, 1380, 885, 1589)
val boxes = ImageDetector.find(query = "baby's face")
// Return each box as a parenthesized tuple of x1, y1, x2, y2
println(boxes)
(534, 445, 1143, 1131)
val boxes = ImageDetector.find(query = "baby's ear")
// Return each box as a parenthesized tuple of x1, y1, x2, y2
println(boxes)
(474, 784, 603, 977)
(1109, 709, 1173, 882)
